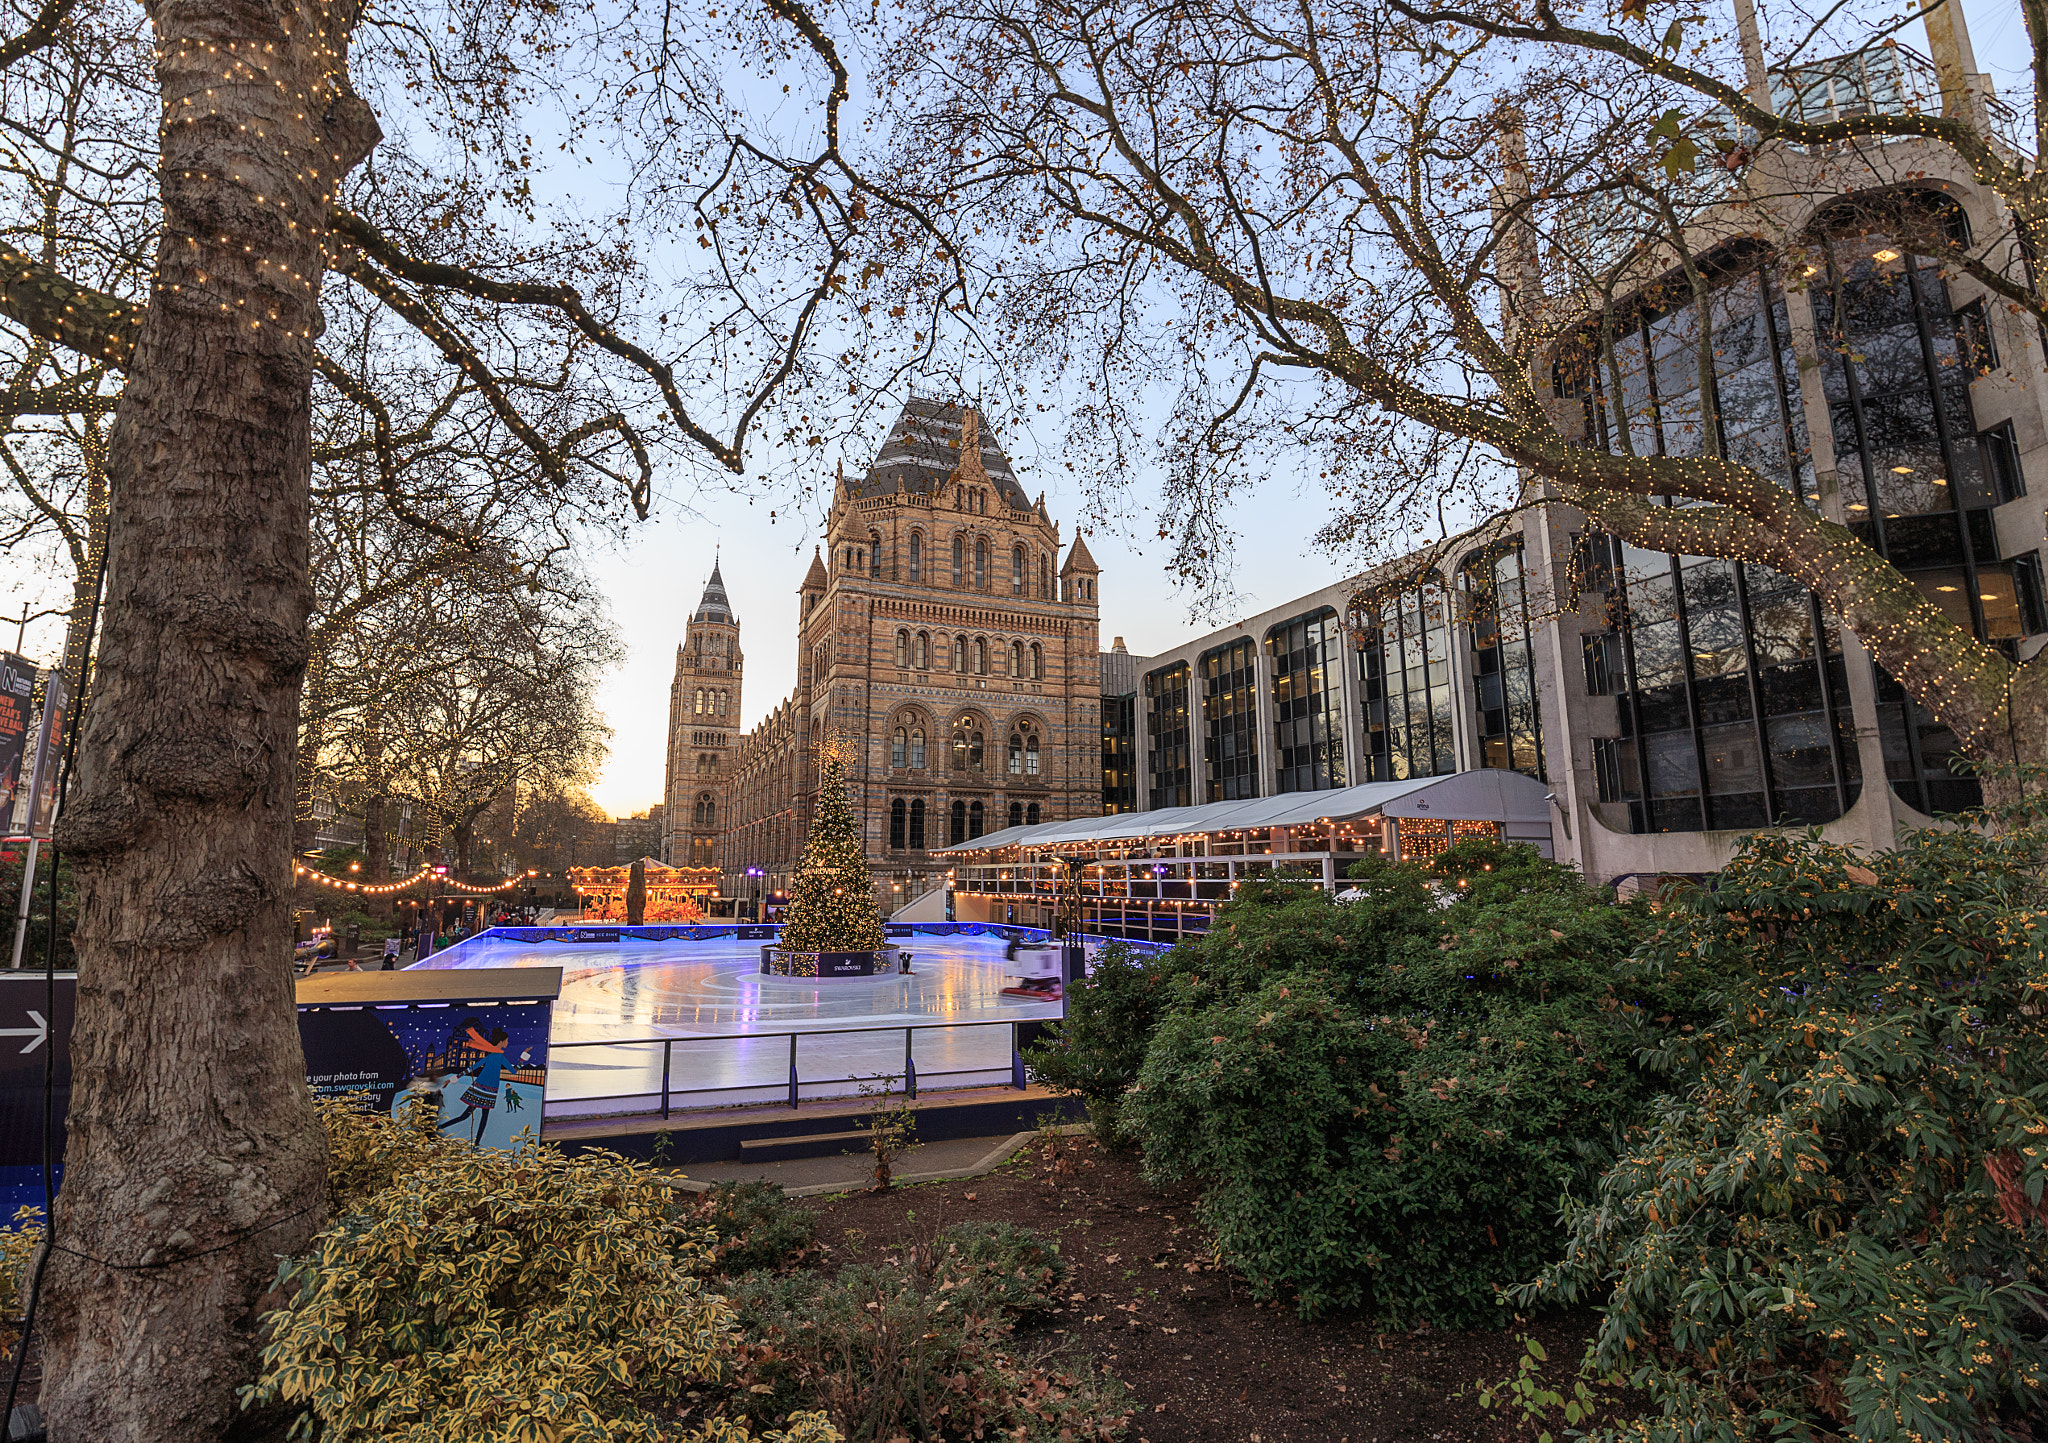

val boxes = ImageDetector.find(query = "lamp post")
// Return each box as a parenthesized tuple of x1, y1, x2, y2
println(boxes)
(746, 866, 763, 922)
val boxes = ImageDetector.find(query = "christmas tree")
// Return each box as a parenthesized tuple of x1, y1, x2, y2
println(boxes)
(780, 748, 884, 954)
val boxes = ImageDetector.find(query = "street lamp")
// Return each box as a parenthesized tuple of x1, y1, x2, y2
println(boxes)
(746, 866, 763, 921)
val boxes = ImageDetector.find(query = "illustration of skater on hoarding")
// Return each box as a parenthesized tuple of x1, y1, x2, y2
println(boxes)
(299, 995, 552, 1153)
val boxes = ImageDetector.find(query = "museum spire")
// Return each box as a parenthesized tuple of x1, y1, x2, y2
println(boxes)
(693, 558, 733, 624)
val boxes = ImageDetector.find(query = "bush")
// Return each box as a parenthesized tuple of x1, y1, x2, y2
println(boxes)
(929, 1219, 1067, 1318)
(1515, 826, 2048, 1442)
(697, 1180, 819, 1278)
(0, 1207, 43, 1354)
(1126, 846, 1705, 1325)
(315, 1091, 462, 1218)
(243, 1135, 837, 1443)
(725, 1221, 1124, 1443)
(1022, 942, 1160, 1150)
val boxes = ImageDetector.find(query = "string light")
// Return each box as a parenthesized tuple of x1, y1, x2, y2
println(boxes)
(293, 863, 527, 895)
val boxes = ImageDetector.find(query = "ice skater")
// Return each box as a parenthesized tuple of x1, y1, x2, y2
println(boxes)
(438, 1025, 531, 1145)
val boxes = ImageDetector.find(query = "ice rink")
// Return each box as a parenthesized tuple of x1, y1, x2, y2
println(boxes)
(414, 929, 1065, 1116)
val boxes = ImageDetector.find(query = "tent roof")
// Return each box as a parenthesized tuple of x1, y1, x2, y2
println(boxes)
(933, 769, 1552, 856)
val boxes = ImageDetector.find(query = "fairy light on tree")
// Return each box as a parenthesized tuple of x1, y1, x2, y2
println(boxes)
(778, 735, 884, 956)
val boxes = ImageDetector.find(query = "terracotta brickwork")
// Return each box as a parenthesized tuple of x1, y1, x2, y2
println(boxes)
(718, 399, 1103, 908)
(661, 562, 743, 867)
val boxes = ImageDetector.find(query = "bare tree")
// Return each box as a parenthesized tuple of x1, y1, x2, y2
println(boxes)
(872, 0, 2048, 790)
(0, 0, 953, 1429)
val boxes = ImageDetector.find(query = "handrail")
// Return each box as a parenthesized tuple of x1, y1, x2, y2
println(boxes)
(546, 1014, 1052, 1120)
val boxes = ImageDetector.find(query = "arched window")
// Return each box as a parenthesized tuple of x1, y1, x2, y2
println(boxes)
(892, 727, 907, 768)
(1012, 545, 1026, 593)
(909, 531, 923, 582)
(1008, 732, 1023, 775)
(909, 728, 926, 768)
(970, 729, 985, 769)
(1030, 643, 1043, 680)
(694, 792, 716, 827)
(1010, 640, 1023, 675)
(975, 638, 988, 674)
(954, 634, 968, 671)
(914, 631, 929, 668)
(968, 800, 985, 839)
(718, 690, 729, 716)
(974, 538, 988, 589)
(1039, 555, 1049, 598)
(952, 534, 964, 586)
(896, 630, 910, 667)
(951, 725, 968, 771)
(694, 688, 705, 714)
(697, 753, 715, 776)
(949, 800, 967, 845)
(869, 531, 882, 574)
(909, 799, 926, 850)
(1026, 734, 1040, 775)
(889, 798, 906, 850)
(1026, 802, 1040, 825)
(1009, 801, 1023, 828)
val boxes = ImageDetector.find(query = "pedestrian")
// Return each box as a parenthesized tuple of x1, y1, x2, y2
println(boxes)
(381, 933, 401, 971)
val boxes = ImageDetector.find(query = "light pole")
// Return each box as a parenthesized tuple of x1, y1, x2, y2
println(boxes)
(746, 866, 763, 921)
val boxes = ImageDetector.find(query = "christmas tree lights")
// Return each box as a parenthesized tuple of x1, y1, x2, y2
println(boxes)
(778, 746, 883, 955)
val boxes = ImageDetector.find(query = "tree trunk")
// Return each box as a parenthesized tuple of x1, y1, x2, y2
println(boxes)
(39, 0, 380, 1433)
(293, 650, 327, 859)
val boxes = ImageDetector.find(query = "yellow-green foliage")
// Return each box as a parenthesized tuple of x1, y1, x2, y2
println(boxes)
(0, 1207, 42, 1354)
(243, 1135, 839, 1443)
(315, 1091, 463, 1218)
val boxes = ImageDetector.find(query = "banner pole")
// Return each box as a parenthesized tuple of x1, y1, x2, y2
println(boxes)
(7, 836, 40, 971)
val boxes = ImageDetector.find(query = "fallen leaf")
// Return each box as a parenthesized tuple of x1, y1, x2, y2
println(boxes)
(963, 1192, 978, 1201)
(1845, 864, 1878, 885)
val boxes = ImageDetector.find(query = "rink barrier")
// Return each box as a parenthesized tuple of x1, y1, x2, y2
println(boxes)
(547, 1016, 1060, 1120)
(419, 922, 1175, 966)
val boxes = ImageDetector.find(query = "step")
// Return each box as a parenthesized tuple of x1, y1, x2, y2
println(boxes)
(738, 1128, 875, 1162)
(544, 1081, 1083, 1166)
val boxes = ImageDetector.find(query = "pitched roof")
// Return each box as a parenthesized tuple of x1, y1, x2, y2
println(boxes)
(692, 559, 734, 623)
(801, 547, 828, 591)
(850, 398, 1029, 511)
(1061, 533, 1099, 573)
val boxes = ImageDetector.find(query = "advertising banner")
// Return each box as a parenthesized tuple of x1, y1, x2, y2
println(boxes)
(0, 655, 34, 834)
(0, 973, 73, 1222)
(21, 666, 69, 839)
(296, 968, 563, 1152)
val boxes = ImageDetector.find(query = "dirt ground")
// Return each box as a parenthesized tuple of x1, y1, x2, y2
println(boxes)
(804, 1133, 1632, 1443)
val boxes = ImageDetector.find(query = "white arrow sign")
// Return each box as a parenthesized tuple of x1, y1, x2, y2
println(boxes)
(0, 1011, 47, 1054)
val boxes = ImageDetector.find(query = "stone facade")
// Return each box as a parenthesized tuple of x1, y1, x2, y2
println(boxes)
(719, 399, 1104, 909)
(661, 563, 743, 867)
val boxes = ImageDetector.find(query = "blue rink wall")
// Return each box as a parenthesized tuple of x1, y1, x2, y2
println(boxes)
(414, 922, 1173, 968)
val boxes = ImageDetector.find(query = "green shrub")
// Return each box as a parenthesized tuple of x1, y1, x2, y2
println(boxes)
(725, 1222, 1124, 1443)
(697, 1180, 819, 1278)
(1022, 942, 1160, 1150)
(242, 1136, 837, 1443)
(1515, 826, 2048, 1442)
(1128, 847, 1701, 1325)
(929, 1219, 1067, 1318)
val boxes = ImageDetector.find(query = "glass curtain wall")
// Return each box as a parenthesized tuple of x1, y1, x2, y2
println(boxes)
(1102, 693, 1138, 814)
(1811, 199, 2031, 814)
(1269, 608, 1347, 792)
(1358, 585, 1456, 782)
(1461, 542, 1545, 780)
(1562, 247, 1861, 833)
(1145, 663, 1193, 806)
(1200, 639, 1259, 800)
